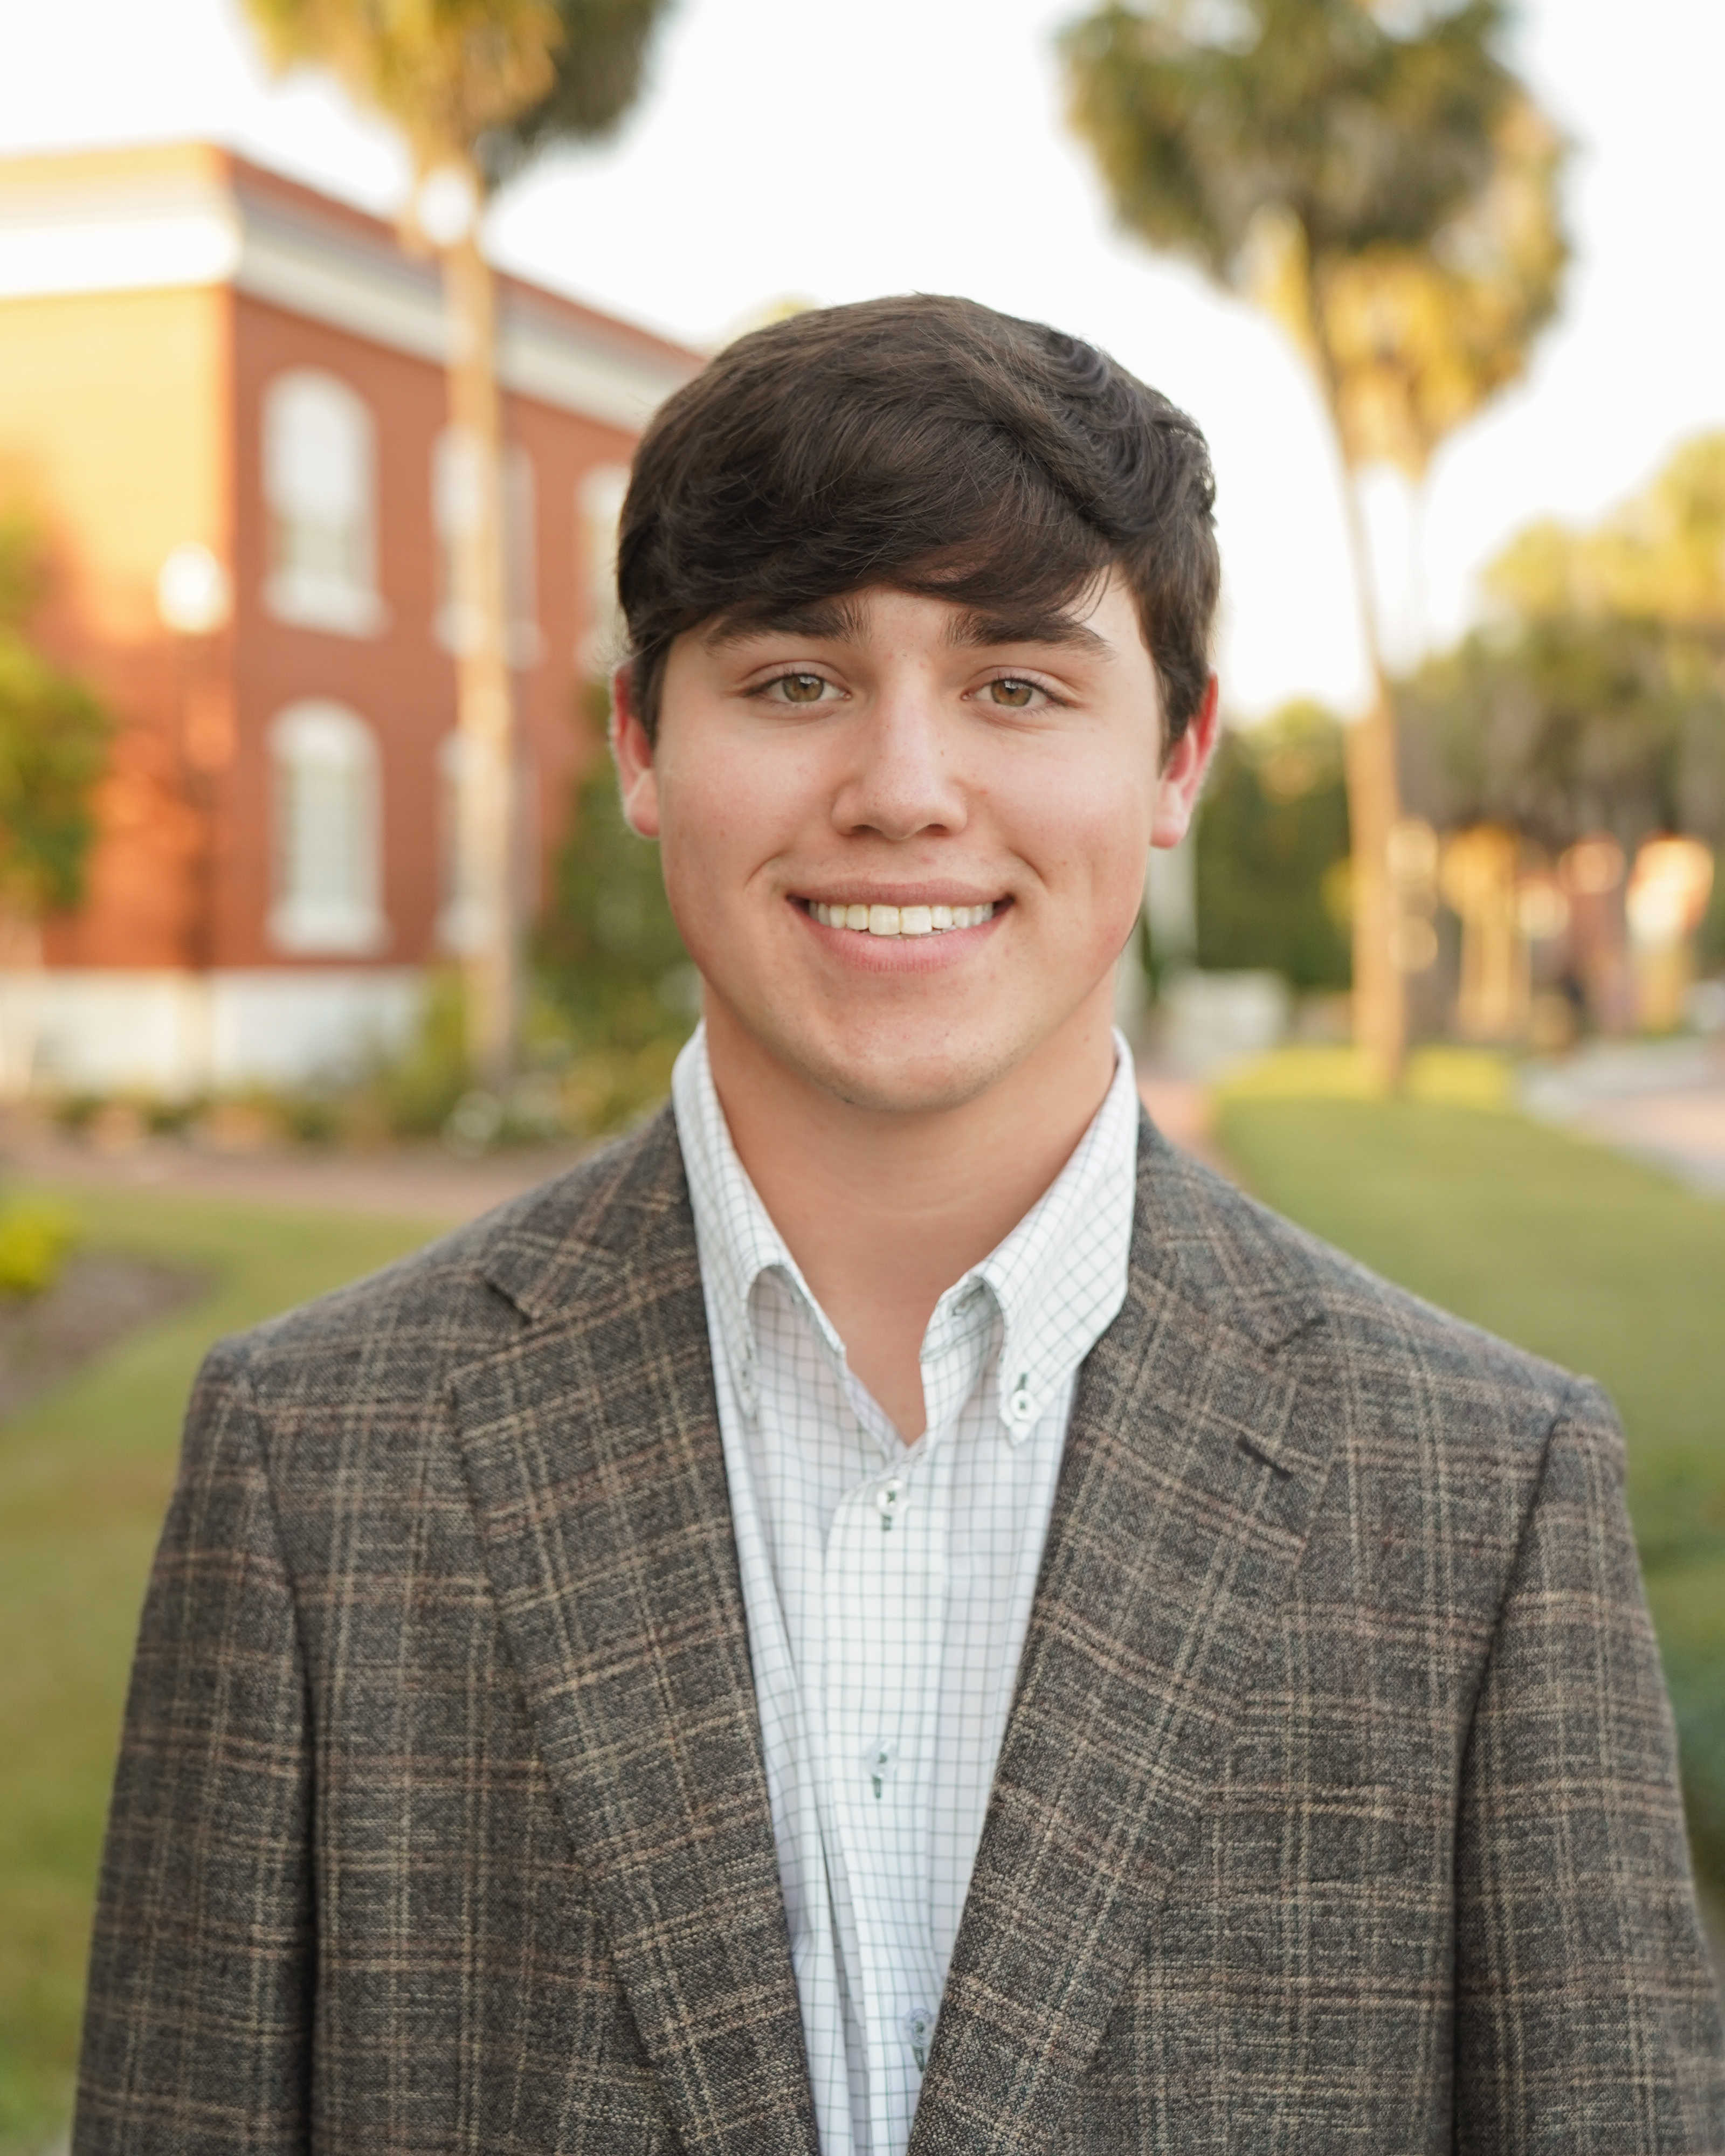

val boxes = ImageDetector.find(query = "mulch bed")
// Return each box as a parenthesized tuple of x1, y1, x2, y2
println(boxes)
(0, 1254, 203, 1420)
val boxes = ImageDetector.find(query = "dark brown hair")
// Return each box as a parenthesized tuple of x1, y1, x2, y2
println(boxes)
(617, 294, 1219, 747)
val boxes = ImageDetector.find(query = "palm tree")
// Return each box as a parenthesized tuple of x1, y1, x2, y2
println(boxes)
(244, 0, 676, 1091)
(1062, 0, 1566, 1084)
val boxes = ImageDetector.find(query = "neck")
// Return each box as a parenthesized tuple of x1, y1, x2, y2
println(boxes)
(703, 993, 1120, 1441)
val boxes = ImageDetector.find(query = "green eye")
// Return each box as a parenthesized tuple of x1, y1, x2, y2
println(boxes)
(779, 673, 826, 703)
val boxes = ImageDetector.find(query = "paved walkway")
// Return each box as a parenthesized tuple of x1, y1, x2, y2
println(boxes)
(5, 1038, 1719, 1228)
(0, 1067, 1236, 1228)
(1520, 1039, 1725, 1198)
(0, 1121, 593, 1225)
(1136, 1069, 1232, 1176)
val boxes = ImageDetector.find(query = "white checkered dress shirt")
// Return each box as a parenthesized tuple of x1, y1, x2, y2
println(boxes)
(672, 1027, 1141, 2156)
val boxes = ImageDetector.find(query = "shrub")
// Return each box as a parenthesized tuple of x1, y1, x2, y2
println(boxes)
(0, 1197, 76, 1297)
(532, 684, 697, 1134)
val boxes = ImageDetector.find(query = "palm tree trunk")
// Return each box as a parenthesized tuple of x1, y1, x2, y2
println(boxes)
(1316, 345, 1408, 1091)
(1340, 671, 1406, 1089)
(439, 205, 516, 1094)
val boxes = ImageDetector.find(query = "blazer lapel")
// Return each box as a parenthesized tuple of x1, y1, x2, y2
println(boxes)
(910, 1120, 1342, 2154)
(451, 1113, 819, 2156)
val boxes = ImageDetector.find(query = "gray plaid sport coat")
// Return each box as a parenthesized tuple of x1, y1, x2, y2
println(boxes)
(75, 1107, 1725, 2154)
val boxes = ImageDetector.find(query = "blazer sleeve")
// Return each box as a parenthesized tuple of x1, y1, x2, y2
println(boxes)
(73, 1340, 313, 2155)
(1454, 1379, 1725, 2153)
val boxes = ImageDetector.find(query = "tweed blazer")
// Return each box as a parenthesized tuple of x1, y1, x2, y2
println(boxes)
(75, 1108, 1724, 2155)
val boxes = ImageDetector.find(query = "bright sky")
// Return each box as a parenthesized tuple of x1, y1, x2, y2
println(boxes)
(4, 0, 1723, 719)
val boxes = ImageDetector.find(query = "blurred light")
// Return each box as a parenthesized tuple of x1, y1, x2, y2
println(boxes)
(1515, 876, 1569, 941)
(155, 542, 231, 635)
(1626, 835, 1713, 946)
(1560, 834, 1625, 896)
(1388, 817, 1440, 888)
(1391, 916, 1440, 972)
(1440, 824, 1519, 916)
(416, 165, 478, 247)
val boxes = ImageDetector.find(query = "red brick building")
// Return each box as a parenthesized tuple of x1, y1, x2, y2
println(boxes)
(0, 141, 699, 1093)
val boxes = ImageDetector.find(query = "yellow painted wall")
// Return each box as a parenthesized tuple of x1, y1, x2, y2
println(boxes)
(0, 278, 230, 965)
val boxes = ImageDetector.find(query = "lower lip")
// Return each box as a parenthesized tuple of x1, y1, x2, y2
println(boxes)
(795, 901, 1006, 971)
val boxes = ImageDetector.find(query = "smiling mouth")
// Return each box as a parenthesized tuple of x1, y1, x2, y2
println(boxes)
(804, 900, 1000, 938)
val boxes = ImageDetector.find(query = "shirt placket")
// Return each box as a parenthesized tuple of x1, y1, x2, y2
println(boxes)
(675, 1025, 1140, 2156)
(824, 1423, 950, 2154)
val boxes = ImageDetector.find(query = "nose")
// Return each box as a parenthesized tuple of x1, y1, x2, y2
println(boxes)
(830, 683, 968, 843)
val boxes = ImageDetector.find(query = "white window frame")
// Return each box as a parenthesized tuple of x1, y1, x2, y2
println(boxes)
(433, 430, 541, 668)
(263, 370, 386, 638)
(267, 700, 388, 955)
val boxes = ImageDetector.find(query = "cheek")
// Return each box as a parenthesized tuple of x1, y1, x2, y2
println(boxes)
(1005, 755, 1156, 916)
(652, 742, 802, 923)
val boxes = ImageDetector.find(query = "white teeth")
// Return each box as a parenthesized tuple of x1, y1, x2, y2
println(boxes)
(811, 901, 996, 935)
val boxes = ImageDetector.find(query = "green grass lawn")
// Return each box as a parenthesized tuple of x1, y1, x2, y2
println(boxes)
(1216, 1059, 1725, 1901)
(0, 1185, 451, 2153)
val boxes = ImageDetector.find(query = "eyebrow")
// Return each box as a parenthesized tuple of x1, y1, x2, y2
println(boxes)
(700, 596, 1115, 659)
(701, 597, 871, 649)
(943, 607, 1114, 659)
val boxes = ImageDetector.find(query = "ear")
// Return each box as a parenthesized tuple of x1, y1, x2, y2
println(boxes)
(1150, 672, 1220, 849)
(610, 662, 661, 838)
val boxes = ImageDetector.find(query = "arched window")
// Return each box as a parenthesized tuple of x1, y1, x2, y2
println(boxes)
(268, 701, 386, 954)
(578, 461, 630, 672)
(432, 431, 540, 666)
(263, 371, 384, 636)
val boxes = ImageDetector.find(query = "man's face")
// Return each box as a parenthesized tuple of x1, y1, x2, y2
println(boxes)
(613, 572, 1216, 1115)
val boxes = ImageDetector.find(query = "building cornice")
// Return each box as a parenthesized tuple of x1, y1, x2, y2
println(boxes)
(0, 142, 700, 430)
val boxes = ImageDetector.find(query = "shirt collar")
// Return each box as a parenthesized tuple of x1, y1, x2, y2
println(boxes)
(672, 1029, 843, 1396)
(672, 1024, 1141, 1444)
(960, 1036, 1139, 1441)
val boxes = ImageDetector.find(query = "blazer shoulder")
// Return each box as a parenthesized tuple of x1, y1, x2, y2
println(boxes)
(219, 1106, 689, 1405)
(1138, 1121, 1600, 1441)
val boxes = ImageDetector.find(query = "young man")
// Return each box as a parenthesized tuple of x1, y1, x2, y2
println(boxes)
(78, 297, 1721, 2155)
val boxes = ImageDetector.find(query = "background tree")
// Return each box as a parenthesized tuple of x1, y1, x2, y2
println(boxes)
(0, 505, 111, 1089)
(1398, 434, 1725, 957)
(1062, 0, 1568, 1084)
(1488, 431, 1725, 634)
(533, 682, 695, 1132)
(243, 0, 677, 1091)
(1194, 701, 1352, 988)
(0, 506, 109, 925)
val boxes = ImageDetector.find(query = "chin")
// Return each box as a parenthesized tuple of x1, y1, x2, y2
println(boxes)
(791, 1021, 1026, 1117)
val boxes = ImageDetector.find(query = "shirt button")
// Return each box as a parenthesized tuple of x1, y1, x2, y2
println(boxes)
(1006, 1374, 1033, 1427)
(874, 1476, 906, 1530)
(903, 2005, 935, 2071)
(866, 1739, 898, 1799)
